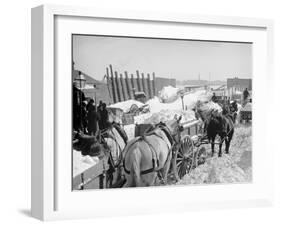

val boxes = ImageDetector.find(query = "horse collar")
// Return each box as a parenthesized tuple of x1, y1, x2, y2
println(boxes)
(158, 124, 175, 146)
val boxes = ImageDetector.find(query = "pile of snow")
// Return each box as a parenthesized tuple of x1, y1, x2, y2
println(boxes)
(73, 150, 99, 177)
(134, 112, 153, 124)
(178, 156, 247, 184)
(109, 89, 212, 119)
(109, 99, 144, 113)
(143, 109, 196, 124)
(177, 125, 252, 185)
(197, 101, 222, 113)
(183, 90, 212, 109)
(146, 90, 212, 114)
(130, 90, 218, 125)
(159, 86, 179, 103)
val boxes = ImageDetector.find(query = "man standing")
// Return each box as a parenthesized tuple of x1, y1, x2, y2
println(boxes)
(73, 84, 86, 132)
(99, 103, 109, 130)
(87, 99, 100, 135)
(243, 88, 250, 101)
(211, 92, 217, 103)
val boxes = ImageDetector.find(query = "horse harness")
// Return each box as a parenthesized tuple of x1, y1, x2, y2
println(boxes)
(100, 125, 127, 169)
(123, 123, 177, 178)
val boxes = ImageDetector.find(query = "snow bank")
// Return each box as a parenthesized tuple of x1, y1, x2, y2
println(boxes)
(73, 150, 99, 177)
(197, 101, 222, 113)
(178, 156, 247, 184)
(146, 90, 212, 114)
(131, 90, 217, 125)
(159, 86, 179, 103)
(143, 109, 196, 124)
(109, 99, 144, 113)
(177, 125, 252, 185)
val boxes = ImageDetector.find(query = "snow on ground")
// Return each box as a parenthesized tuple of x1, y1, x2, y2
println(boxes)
(177, 125, 252, 185)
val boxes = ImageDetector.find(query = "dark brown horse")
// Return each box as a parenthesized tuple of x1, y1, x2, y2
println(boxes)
(194, 101, 234, 157)
(206, 110, 234, 157)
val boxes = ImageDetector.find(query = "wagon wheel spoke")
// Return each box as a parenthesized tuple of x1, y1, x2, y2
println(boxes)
(177, 150, 184, 158)
(172, 135, 194, 181)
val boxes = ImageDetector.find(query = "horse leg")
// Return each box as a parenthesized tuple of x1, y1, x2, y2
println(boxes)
(129, 148, 142, 187)
(211, 138, 215, 157)
(160, 151, 173, 184)
(218, 137, 223, 157)
(226, 131, 234, 154)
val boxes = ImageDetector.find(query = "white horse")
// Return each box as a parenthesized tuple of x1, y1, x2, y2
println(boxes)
(101, 124, 127, 187)
(123, 116, 183, 187)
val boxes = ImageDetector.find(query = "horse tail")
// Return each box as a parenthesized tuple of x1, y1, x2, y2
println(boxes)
(129, 148, 142, 187)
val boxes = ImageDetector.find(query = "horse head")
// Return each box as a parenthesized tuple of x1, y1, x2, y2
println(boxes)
(165, 115, 183, 144)
(207, 111, 229, 137)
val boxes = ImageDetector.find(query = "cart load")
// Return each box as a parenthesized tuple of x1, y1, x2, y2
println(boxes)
(240, 102, 252, 122)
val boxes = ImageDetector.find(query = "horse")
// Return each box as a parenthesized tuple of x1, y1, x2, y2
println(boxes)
(73, 122, 127, 188)
(193, 101, 234, 157)
(206, 110, 234, 157)
(123, 115, 183, 187)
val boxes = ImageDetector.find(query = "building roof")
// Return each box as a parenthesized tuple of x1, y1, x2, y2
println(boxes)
(72, 69, 106, 85)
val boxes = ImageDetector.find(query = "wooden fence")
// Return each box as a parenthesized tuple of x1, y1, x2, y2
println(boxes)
(106, 64, 157, 103)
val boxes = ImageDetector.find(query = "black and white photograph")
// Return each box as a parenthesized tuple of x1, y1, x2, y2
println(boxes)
(72, 35, 252, 190)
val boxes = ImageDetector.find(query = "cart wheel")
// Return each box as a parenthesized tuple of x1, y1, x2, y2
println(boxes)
(172, 135, 194, 181)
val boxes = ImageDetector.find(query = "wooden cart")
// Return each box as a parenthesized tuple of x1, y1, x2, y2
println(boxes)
(171, 120, 208, 180)
(240, 102, 252, 123)
(72, 153, 109, 190)
(72, 129, 126, 190)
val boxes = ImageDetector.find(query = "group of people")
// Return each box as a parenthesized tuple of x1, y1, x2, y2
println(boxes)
(73, 84, 110, 135)
(86, 100, 110, 135)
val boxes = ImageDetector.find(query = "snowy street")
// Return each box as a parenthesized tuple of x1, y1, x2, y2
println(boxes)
(178, 124, 252, 185)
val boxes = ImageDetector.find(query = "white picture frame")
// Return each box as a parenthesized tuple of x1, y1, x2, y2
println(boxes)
(31, 4, 274, 221)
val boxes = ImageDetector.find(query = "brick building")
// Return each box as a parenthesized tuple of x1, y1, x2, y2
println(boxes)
(227, 77, 252, 91)
(72, 69, 111, 104)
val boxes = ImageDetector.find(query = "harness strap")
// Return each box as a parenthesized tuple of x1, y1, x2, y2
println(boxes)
(123, 136, 159, 175)
(102, 126, 128, 168)
(123, 126, 175, 176)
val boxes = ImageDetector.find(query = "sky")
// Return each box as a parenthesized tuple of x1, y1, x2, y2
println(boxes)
(72, 35, 252, 82)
